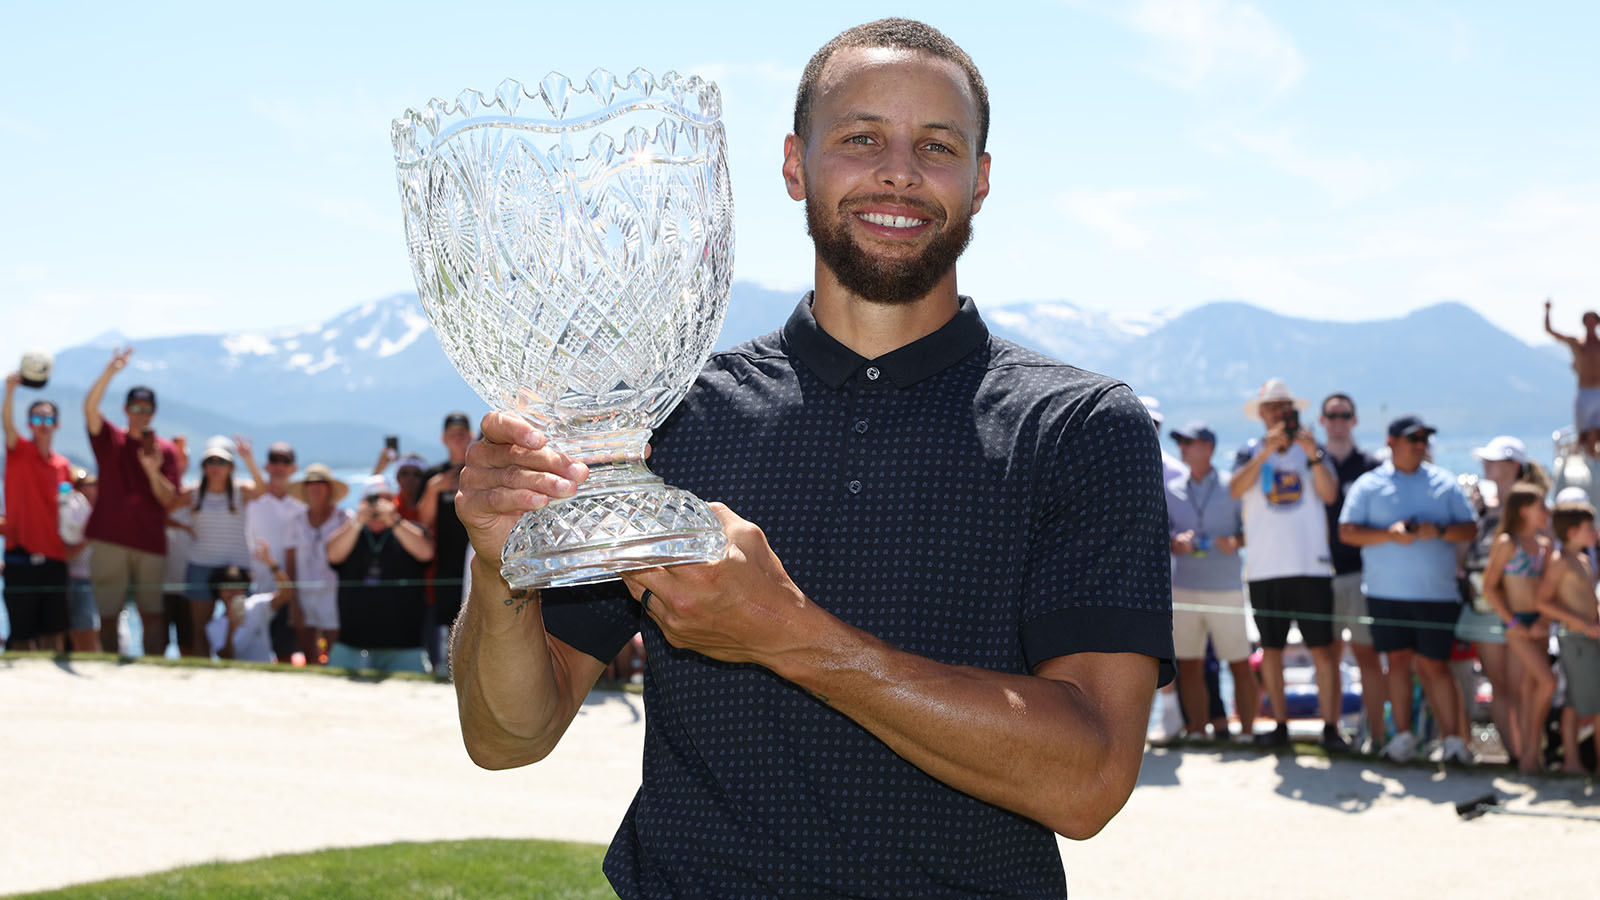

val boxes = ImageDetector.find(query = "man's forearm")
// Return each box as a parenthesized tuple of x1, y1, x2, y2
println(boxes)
(769, 614, 1154, 839)
(453, 556, 591, 768)
(144, 467, 176, 506)
(393, 520, 435, 562)
(1229, 453, 1263, 498)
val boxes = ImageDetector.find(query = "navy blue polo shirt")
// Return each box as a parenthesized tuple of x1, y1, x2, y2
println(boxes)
(543, 295, 1174, 899)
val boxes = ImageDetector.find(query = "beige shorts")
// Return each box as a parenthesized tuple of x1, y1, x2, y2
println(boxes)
(1331, 572, 1374, 646)
(88, 540, 166, 617)
(1171, 587, 1252, 662)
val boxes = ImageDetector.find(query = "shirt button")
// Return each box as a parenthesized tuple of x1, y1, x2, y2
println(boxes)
(847, 480, 862, 495)
(865, 366, 880, 381)
(854, 420, 869, 434)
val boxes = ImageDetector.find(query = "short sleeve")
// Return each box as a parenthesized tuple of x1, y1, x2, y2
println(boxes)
(540, 580, 640, 664)
(1339, 475, 1373, 526)
(1019, 383, 1174, 686)
(1446, 481, 1476, 525)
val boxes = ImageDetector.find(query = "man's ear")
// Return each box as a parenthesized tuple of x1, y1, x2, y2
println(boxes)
(782, 133, 806, 201)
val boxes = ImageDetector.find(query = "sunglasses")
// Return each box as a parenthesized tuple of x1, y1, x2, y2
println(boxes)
(1403, 432, 1432, 444)
(128, 403, 155, 415)
(29, 414, 56, 427)
(1323, 412, 1354, 420)
(266, 454, 295, 465)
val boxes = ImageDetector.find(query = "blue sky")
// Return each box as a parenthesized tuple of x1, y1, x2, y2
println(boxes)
(3, 1, 1594, 375)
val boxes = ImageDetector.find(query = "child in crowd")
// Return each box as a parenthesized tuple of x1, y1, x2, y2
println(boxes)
(1482, 484, 1555, 773)
(1537, 501, 1600, 774)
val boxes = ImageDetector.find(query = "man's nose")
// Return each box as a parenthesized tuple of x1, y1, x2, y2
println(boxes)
(875, 138, 922, 190)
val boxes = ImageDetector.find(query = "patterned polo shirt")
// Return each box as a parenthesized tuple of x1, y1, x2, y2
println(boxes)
(543, 295, 1174, 899)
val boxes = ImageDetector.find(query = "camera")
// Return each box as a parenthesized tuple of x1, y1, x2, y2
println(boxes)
(1283, 409, 1299, 440)
(385, 434, 399, 452)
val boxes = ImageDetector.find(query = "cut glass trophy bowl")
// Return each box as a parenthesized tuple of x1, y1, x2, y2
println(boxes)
(392, 70, 733, 588)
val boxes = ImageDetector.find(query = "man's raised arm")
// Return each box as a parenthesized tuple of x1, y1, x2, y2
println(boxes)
(84, 348, 132, 439)
(1547, 298, 1577, 347)
(449, 413, 605, 769)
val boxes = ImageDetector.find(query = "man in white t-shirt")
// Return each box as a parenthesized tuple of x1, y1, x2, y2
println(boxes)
(1229, 378, 1345, 750)
(246, 441, 306, 660)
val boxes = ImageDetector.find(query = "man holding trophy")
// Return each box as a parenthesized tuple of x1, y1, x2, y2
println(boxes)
(408, 19, 1173, 896)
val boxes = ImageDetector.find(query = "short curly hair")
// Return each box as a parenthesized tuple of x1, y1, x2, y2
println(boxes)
(793, 18, 989, 155)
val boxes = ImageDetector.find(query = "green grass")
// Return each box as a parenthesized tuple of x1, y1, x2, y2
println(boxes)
(9, 839, 616, 900)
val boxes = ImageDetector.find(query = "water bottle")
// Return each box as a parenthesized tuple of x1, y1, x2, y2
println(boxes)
(1193, 535, 1212, 559)
(1260, 461, 1276, 498)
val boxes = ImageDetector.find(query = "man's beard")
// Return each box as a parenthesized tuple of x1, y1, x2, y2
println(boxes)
(806, 194, 973, 305)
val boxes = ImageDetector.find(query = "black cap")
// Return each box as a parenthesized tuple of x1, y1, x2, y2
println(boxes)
(1387, 414, 1437, 439)
(125, 386, 156, 409)
(1169, 420, 1216, 445)
(443, 411, 472, 430)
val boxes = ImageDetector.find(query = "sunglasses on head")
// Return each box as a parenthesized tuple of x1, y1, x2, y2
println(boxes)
(29, 414, 56, 427)
(128, 403, 155, 415)
(1323, 411, 1354, 420)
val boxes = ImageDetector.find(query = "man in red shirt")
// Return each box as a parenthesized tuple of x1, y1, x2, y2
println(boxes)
(83, 348, 182, 656)
(4, 371, 74, 651)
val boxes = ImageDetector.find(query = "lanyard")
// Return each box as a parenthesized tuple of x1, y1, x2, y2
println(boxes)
(1187, 473, 1217, 528)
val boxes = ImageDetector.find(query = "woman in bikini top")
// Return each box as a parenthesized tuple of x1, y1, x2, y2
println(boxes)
(1482, 485, 1552, 631)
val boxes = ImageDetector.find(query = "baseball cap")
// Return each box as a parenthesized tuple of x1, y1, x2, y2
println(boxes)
(266, 441, 296, 464)
(1556, 486, 1590, 505)
(1387, 414, 1437, 439)
(362, 474, 397, 499)
(443, 411, 472, 430)
(1169, 420, 1217, 445)
(1471, 435, 1529, 466)
(397, 453, 429, 472)
(125, 386, 157, 409)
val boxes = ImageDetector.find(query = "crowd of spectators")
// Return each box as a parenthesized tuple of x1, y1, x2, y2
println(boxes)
(6, 324, 1598, 774)
(0, 347, 476, 677)
(1148, 372, 1600, 774)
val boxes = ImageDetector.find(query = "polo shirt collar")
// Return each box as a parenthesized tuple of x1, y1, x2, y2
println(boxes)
(781, 292, 990, 389)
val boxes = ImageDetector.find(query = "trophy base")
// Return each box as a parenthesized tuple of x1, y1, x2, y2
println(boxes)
(499, 471, 728, 590)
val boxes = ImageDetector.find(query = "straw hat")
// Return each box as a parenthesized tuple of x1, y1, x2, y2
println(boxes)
(287, 463, 350, 504)
(1242, 378, 1311, 420)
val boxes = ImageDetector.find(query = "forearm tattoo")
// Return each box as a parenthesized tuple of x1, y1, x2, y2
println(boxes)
(504, 588, 537, 615)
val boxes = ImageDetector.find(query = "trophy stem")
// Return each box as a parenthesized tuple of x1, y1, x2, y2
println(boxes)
(498, 438, 729, 589)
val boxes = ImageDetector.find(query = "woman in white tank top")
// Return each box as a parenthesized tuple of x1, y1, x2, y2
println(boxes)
(181, 438, 266, 656)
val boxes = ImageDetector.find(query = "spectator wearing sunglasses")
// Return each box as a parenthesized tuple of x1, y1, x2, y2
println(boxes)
(3, 370, 73, 652)
(1318, 393, 1387, 751)
(83, 347, 183, 656)
(1339, 415, 1479, 764)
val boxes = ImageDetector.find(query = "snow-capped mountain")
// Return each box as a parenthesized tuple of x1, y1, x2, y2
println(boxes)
(28, 285, 1565, 471)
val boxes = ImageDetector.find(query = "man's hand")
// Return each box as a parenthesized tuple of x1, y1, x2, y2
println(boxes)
(621, 504, 801, 669)
(456, 412, 587, 567)
(1416, 521, 1443, 541)
(105, 347, 133, 375)
(1215, 534, 1242, 554)
(137, 442, 164, 474)
(4, 371, 20, 391)
(1292, 426, 1319, 457)
(1263, 422, 1292, 454)
(1169, 531, 1195, 555)
(1386, 521, 1415, 545)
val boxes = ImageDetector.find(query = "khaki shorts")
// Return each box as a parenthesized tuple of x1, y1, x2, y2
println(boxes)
(88, 540, 166, 618)
(1171, 587, 1252, 662)
(1331, 572, 1374, 646)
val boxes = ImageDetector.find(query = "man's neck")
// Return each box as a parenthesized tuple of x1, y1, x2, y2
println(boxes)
(266, 481, 290, 499)
(1394, 460, 1423, 475)
(32, 435, 53, 456)
(1324, 435, 1355, 460)
(1189, 462, 1212, 482)
(810, 266, 961, 359)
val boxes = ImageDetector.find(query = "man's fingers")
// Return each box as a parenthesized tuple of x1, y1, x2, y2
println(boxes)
(479, 411, 548, 450)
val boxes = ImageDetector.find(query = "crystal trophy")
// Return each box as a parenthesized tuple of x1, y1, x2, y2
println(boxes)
(392, 70, 733, 588)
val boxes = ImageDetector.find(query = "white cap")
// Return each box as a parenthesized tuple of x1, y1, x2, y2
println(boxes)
(1555, 486, 1590, 505)
(362, 474, 397, 498)
(1138, 395, 1164, 427)
(1471, 436, 1529, 465)
(19, 348, 52, 388)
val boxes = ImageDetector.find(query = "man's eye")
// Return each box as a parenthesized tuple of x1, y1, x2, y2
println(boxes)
(846, 134, 875, 145)
(923, 142, 952, 153)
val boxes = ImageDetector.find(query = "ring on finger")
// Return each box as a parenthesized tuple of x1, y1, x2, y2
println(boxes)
(640, 589, 653, 614)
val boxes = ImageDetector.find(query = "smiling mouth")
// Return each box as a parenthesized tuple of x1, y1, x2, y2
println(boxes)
(855, 211, 929, 229)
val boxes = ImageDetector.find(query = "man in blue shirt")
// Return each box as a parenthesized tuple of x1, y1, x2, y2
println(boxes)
(1166, 421, 1257, 739)
(1339, 414, 1478, 765)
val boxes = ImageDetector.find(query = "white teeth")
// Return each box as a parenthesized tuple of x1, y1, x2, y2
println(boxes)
(858, 212, 927, 229)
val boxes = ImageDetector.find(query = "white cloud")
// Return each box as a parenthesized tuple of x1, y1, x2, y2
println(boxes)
(1125, 0, 1306, 96)
(1059, 187, 1192, 249)
(1204, 127, 1410, 201)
